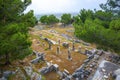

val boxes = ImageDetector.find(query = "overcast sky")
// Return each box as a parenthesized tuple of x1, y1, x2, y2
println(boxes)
(25, 0, 107, 14)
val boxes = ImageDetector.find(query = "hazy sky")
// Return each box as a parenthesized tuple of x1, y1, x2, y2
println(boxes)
(25, 0, 107, 14)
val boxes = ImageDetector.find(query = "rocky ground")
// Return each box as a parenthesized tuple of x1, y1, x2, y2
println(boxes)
(29, 24, 96, 80)
(0, 24, 120, 80)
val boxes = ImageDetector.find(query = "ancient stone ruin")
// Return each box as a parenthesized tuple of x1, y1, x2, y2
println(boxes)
(67, 48, 72, 61)
(39, 62, 59, 75)
(56, 46, 60, 54)
(62, 42, 69, 48)
(31, 51, 45, 64)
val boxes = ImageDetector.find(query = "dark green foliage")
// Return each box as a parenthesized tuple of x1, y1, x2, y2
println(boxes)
(0, 0, 36, 64)
(100, 0, 120, 18)
(61, 13, 72, 25)
(95, 10, 113, 28)
(20, 10, 37, 27)
(78, 9, 94, 23)
(110, 19, 120, 31)
(47, 15, 59, 24)
(73, 16, 82, 25)
(39, 15, 59, 25)
(0, 0, 32, 25)
(39, 15, 48, 24)
(74, 9, 120, 54)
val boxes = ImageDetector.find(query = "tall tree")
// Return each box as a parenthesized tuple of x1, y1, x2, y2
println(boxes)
(100, 0, 120, 17)
(47, 14, 59, 24)
(39, 15, 48, 24)
(110, 19, 120, 31)
(95, 10, 113, 28)
(0, 0, 36, 65)
(61, 13, 72, 26)
(39, 15, 59, 25)
(20, 10, 37, 27)
(79, 9, 94, 23)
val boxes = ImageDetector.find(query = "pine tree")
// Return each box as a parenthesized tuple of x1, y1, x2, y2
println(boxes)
(0, 0, 36, 65)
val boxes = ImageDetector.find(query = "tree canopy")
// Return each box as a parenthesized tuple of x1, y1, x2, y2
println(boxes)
(74, 8, 120, 54)
(39, 14, 59, 25)
(61, 13, 72, 26)
(39, 15, 48, 24)
(78, 9, 94, 23)
(100, 0, 120, 18)
(0, 0, 36, 65)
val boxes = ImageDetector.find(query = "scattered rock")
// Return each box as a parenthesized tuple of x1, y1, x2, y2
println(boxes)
(31, 57, 44, 64)
(61, 34, 73, 40)
(34, 25, 45, 30)
(31, 72, 42, 80)
(24, 66, 33, 76)
(62, 42, 69, 48)
(82, 42, 90, 46)
(39, 63, 59, 75)
(31, 52, 45, 64)
(53, 64, 59, 71)
(74, 39, 82, 43)
(66, 30, 74, 33)
(0, 77, 7, 80)
(3, 71, 14, 78)
(15, 67, 26, 80)
(49, 29, 58, 34)
(44, 38, 57, 44)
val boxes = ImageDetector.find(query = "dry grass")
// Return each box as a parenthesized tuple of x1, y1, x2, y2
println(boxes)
(0, 26, 96, 80)
(29, 26, 97, 79)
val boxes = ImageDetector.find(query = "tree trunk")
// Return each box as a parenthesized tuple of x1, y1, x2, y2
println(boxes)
(5, 53, 11, 65)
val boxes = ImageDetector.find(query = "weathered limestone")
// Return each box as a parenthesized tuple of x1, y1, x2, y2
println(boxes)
(68, 48, 72, 61)
(62, 42, 69, 48)
(64, 69, 70, 75)
(3, 71, 15, 78)
(31, 57, 41, 64)
(72, 67, 90, 80)
(15, 67, 26, 80)
(56, 46, 60, 54)
(31, 53, 45, 64)
(3, 71, 11, 78)
(53, 64, 59, 71)
(72, 42, 75, 51)
(58, 39, 60, 45)
(0, 77, 7, 80)
(24, 66, 42, 80)
(48, 42, 52, 50)
(24, 66, 33, 76)
(33, 51, 45, 58)
(78, 46, 82, 53)
(61, 34, 73, 40)
(49, 29, 58, 34)
(42, 43, 46, 47)
(44, 38, 57, 44)
(85, 48, 89, 55)
(39, 34, 42, 37)
(82, 42, 90, 46)
(31, 72, 42, 80)
(74, 39, 81, 43)
(84, 48, 92, 56)
(39, 63, 59, 75)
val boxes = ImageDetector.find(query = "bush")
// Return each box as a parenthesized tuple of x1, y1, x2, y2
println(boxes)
(74, 18, 120, 54)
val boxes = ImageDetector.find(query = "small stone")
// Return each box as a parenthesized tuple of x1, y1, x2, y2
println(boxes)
(62, 42, 69, 48)
(56, 46, 60, 54)
(3, 71, 12, 78)
(24, 66, 33, 76)
(0, 77, 7, 80)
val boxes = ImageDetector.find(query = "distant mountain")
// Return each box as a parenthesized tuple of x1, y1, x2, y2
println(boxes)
(35, 13, 79, 20)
